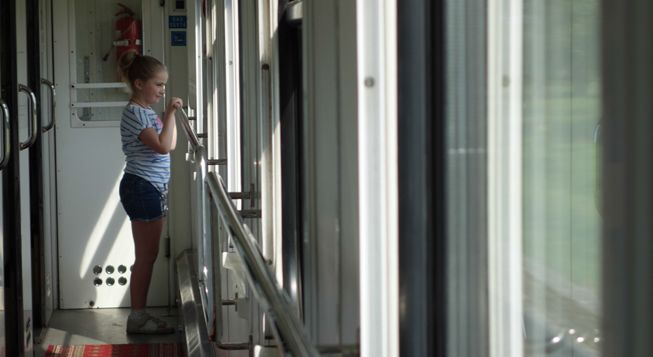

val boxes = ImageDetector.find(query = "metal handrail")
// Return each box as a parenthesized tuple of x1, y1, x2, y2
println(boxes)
(41, 78, 56, 132)
(18, 84, 38, 150)
(177, 107, 200, 150)
(177, 103, 315, 355)
(0, 100, 10, 170)
(205, 172, 318, 357)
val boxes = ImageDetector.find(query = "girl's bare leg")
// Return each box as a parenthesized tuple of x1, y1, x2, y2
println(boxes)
(130, 218, 164, 309)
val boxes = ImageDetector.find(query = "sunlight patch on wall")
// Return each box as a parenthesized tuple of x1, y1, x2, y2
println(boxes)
(79, 174, 130, 277)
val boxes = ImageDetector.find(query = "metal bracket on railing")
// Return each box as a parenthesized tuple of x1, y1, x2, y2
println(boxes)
(229, 192, 251, 200)
(208, 158, 227, 166)
(239, 209, 261, 219)
(217, 342, 251, 351)
(230, 183, 257, 208)
(317, 344, 361, 355)
(197, 133, 207, 139)
(217, 335, 253, 351)
(222, 299, 236, 306)
(254, 345, 279, 355)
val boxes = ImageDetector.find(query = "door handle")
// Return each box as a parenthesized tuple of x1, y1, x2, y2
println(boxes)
(41, 78, 55, 132)
(18, 84, 38, 150)
(0, 99, 10, 170)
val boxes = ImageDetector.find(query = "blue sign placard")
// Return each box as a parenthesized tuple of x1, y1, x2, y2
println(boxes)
(169, 15, 187, 29)
(171, 31, 187, 46)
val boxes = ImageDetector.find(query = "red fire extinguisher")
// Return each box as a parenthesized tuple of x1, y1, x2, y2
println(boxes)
(103, 3, 142, 62)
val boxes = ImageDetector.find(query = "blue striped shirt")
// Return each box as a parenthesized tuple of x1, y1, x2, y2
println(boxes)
(120, 104, 170, 194)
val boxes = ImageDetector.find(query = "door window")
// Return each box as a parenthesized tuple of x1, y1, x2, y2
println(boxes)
(70, 0, 143, 126)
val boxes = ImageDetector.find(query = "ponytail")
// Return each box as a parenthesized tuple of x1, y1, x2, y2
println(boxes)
(118, 51, 166, 89)
(118, 50, 138, 84)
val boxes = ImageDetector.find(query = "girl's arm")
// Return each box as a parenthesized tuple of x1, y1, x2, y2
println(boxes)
(139, 97, 183, 154)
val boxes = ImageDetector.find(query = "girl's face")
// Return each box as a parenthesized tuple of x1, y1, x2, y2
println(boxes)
(134, 70, 168, 106)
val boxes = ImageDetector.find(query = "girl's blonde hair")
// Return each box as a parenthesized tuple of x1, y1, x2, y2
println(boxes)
(118, 51, 166, 89)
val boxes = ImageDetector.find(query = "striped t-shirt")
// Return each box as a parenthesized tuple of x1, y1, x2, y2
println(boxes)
(120, 104, 170, 194)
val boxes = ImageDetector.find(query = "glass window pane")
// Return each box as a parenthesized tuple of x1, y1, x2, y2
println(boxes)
(522, 0, 601, 355)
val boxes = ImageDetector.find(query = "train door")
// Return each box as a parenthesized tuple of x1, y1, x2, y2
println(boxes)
(17, 0, 46, 353)
(0, 0, 19, 354)
(52, 0, 169, 309)
(1, 0, 48, 354)
(39, 0, 58, 327)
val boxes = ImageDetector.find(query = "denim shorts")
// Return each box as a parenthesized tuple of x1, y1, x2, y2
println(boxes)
(119, 173, 168, 222)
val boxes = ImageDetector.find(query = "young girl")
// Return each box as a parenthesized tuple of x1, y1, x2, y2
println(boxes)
(118, 52, 182, 334)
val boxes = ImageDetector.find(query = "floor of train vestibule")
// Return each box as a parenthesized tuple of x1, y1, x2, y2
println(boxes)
(34, 307, 182, 356)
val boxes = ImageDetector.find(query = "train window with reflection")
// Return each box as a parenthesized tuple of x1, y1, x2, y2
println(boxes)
(522, 0, 601, 355)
